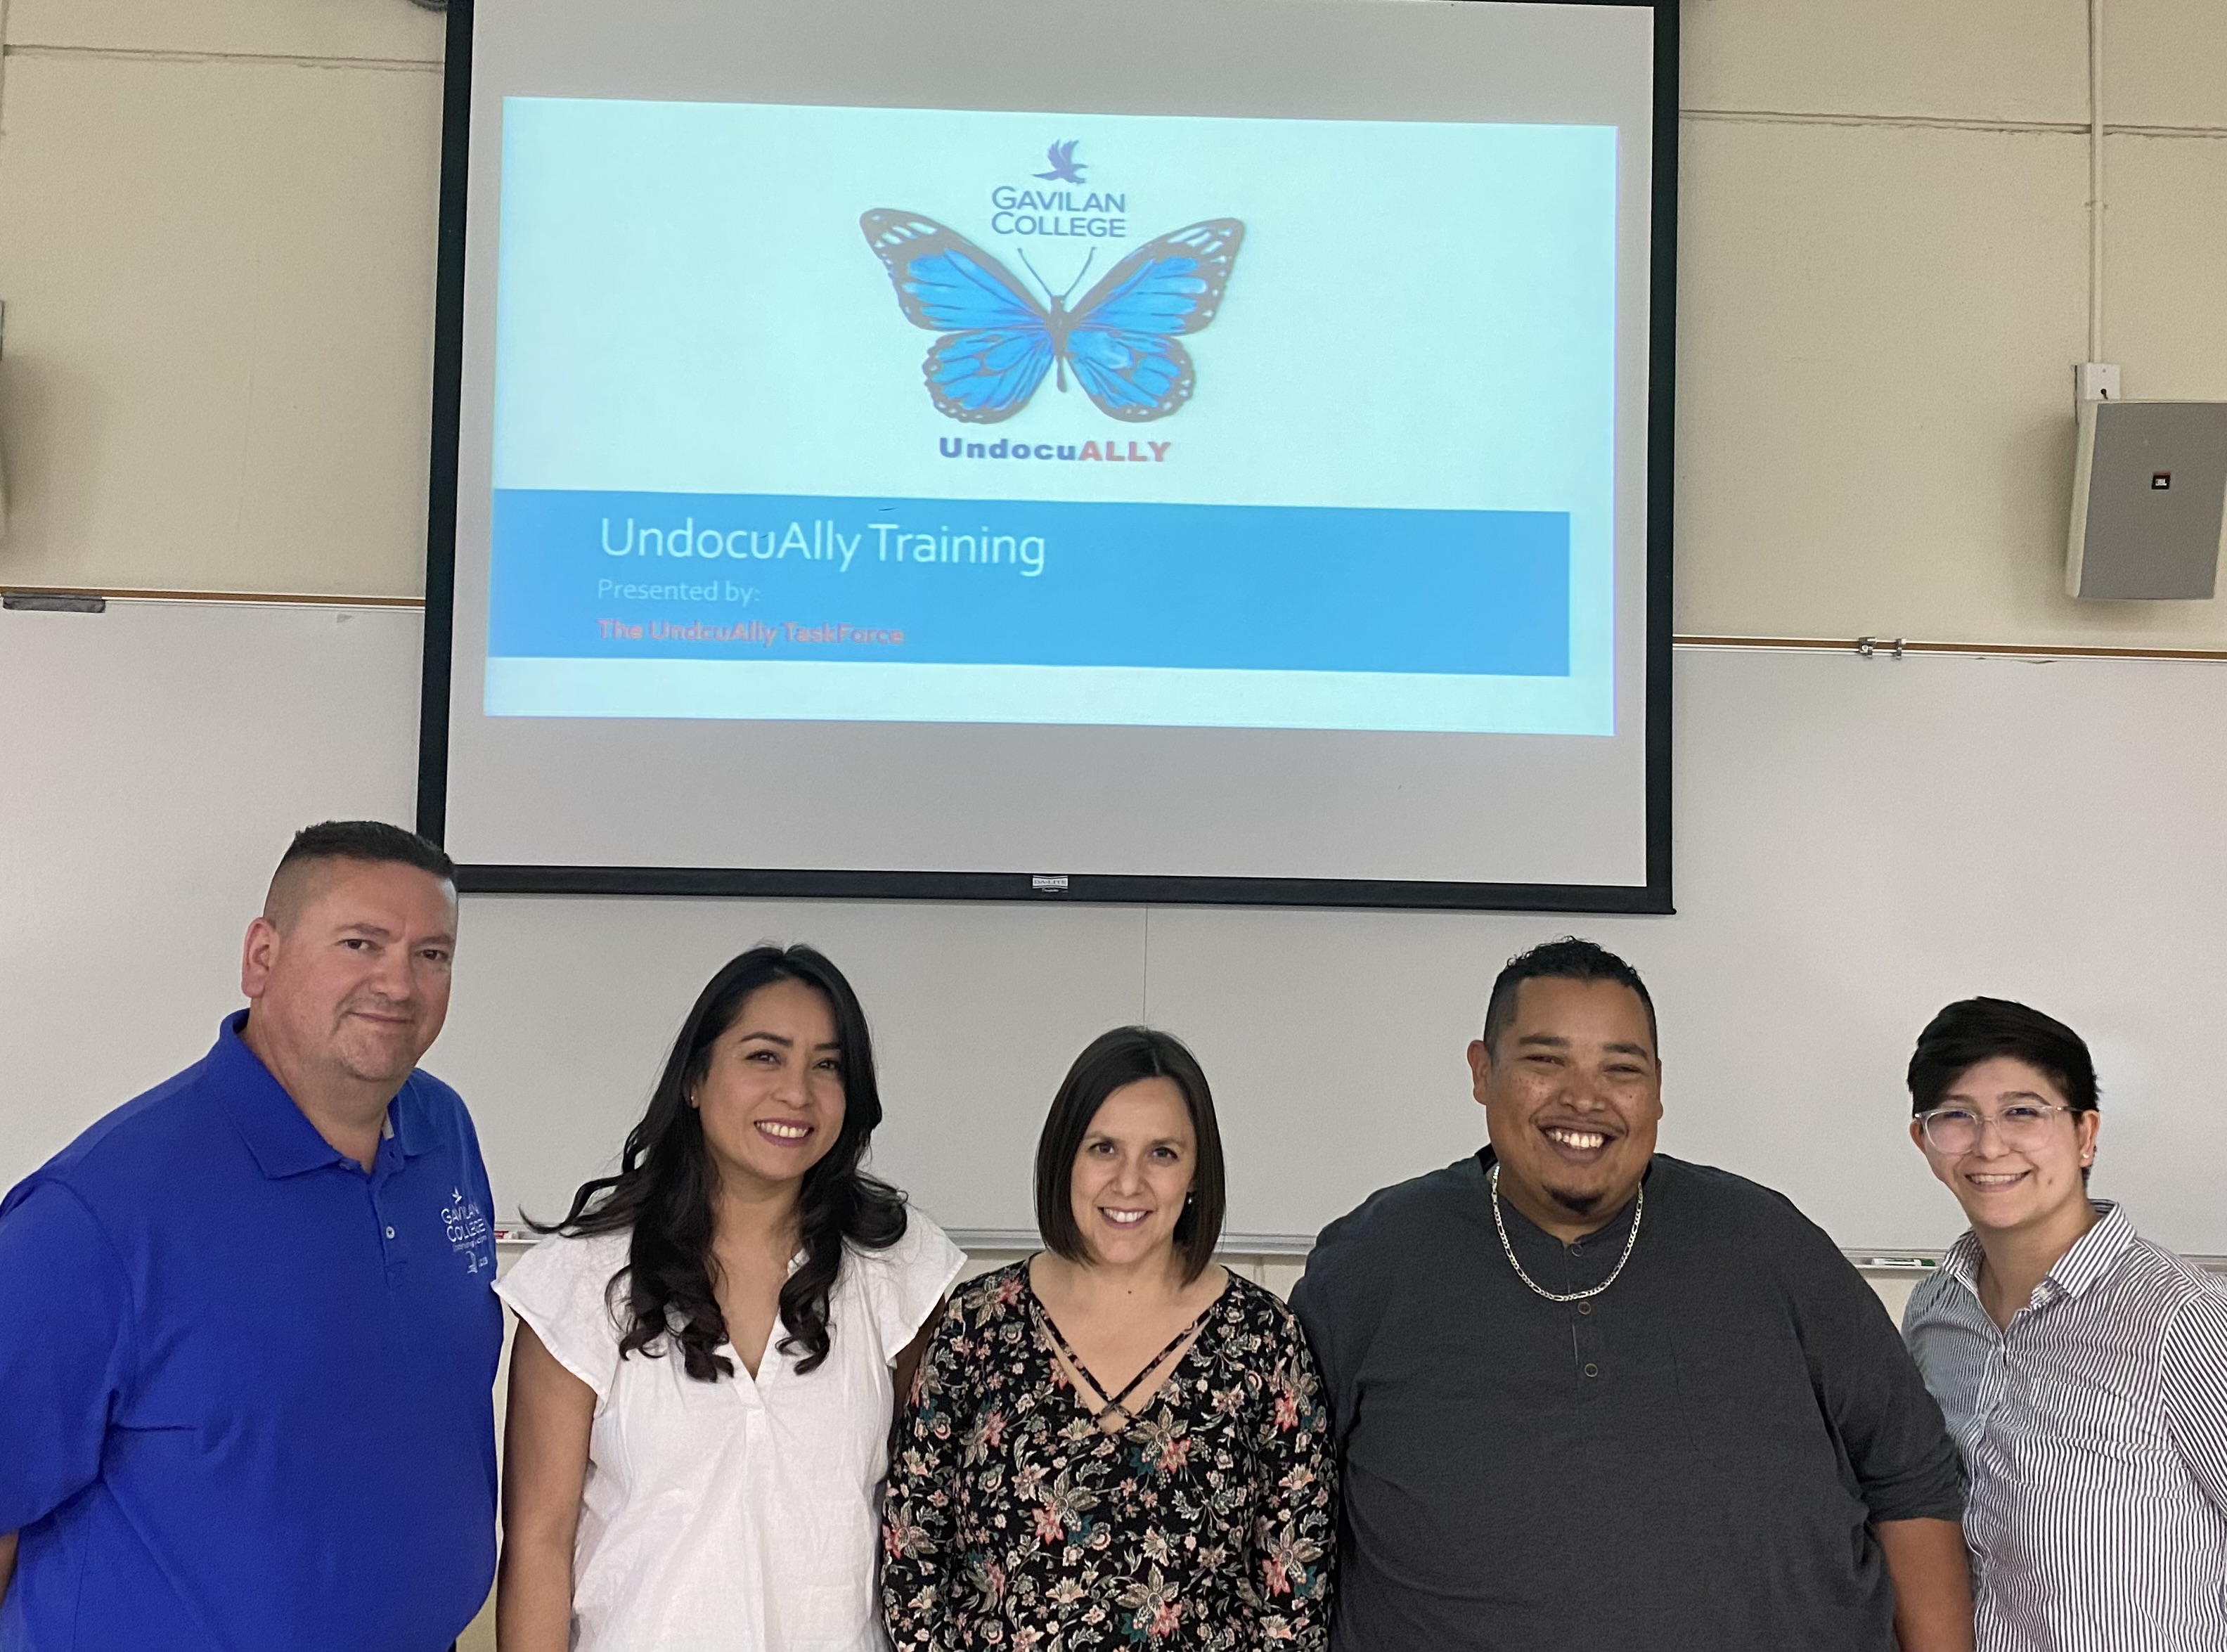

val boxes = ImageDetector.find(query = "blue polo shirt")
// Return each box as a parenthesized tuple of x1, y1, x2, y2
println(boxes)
(0, 1013, 502, 1652)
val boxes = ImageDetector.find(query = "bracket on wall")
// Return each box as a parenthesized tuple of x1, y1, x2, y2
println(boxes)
(1854, 637, 1906, 660)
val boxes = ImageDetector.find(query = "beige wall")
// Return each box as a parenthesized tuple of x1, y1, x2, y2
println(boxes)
(1, 1, 2222, 635)
(0, 0, 446, 598)
(1677, 0, 2227, 647)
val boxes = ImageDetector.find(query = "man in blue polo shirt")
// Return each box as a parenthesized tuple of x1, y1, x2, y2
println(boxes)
(0, 820, 501, 1652)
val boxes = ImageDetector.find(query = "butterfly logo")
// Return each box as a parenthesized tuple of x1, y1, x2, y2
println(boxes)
(1035, 140, 1087, 183)
(860, 210, 1244, 424)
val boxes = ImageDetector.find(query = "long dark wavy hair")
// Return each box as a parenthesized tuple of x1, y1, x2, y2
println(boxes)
(536, 944, 908, 1380)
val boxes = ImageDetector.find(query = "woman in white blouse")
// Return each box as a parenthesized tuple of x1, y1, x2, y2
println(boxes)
(494, 944, 965, 1652)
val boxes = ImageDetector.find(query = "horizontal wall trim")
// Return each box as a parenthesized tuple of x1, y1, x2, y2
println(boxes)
(0, 583, 425, 608)
(9, 588, 2224, 664)
(488, 1229, 2227, 1275)
(0, 43, 441, 74)
(1684, 105, 2227, 140)
(1675, 634, 2227, 663)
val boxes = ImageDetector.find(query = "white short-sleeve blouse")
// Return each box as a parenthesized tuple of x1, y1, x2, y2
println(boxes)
(496, 1211, 966, 1652)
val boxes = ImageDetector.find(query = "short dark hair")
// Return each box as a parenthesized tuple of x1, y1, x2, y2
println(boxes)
(275, 820, 455, 884)
(1034, 1027, 1225, 1282)
(1481, 937, 1658, 1057)
(265, 821, 456, 927)
(1906, 997, 2099, 1116)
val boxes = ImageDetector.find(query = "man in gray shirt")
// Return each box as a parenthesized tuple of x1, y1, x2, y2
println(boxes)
(1291, 938, 1973, 1651)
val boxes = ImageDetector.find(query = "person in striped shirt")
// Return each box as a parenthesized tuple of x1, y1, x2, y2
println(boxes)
(1902, 996, 2227, 1652)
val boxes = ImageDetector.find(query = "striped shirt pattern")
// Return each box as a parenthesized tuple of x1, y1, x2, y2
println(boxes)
(1904, 1202, 2227, 1652)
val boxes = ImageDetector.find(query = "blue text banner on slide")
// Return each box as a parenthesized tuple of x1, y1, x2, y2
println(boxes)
(489, 489, 1570, 725)
(487, 95, 1618, 737)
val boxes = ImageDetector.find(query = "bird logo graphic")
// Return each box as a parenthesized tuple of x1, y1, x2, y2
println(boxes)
(1034, 140, 1087, 183)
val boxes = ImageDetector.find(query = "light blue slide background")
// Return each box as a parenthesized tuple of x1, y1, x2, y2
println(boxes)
(490, 97, 1618, 731)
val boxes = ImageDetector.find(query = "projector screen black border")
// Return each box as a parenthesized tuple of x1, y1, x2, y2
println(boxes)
(416, 0, 1678, 917)
(450, 863, 1666, 914)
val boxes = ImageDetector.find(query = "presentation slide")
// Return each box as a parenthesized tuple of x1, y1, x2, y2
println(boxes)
(432, 0, 1665, 900)
(486, 100, 1615, 736)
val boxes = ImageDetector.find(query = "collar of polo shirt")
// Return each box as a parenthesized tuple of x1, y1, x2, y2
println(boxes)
(216, 1010, 430, 1177)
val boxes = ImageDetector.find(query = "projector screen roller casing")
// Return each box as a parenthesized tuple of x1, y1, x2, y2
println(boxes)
(420, 0, 1675, 910)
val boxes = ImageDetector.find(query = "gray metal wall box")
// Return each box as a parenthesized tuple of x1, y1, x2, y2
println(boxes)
(2067, 400, 2227, 600)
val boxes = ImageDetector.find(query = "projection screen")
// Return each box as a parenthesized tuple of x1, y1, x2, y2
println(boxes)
(420, 0, 1675, 910)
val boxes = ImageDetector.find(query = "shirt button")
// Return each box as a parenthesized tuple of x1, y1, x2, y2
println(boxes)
(385, 1226, 396, 1239)
(1577, 1303, 1593, 1316)
(1582, 1363, 1600, 1378)
(1569, 1242, 1585, 1255)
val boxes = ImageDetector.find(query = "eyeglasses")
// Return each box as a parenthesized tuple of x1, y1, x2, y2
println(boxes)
(1916, 1102, 2077, 1155)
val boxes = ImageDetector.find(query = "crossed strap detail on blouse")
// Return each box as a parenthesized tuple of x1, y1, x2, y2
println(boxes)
(882, 1260, 1338, 1651)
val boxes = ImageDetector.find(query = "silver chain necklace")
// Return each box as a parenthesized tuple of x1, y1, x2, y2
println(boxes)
(1489, 1162, 1644, 1303)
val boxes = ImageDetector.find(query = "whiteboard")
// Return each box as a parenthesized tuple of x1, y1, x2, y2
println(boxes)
(6, 600, 2225, 1255)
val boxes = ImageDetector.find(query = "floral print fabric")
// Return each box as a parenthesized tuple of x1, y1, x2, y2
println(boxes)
(883, 1263, 1336, 1649)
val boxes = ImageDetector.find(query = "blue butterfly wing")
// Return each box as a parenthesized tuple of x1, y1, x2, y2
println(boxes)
(1073, 219, 1245, 337)
(1062, 219, 1244, 422)
(925, 328, 1059, 424)
(1064, 328, 1192, 421)
(861, 210, 1054, 423)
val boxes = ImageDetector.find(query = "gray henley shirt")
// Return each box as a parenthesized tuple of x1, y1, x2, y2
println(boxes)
(1290, 1151, 1965, 1652)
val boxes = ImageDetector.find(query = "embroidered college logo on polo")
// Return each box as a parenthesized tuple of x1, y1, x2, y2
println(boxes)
(443, 1187, 493, 1276)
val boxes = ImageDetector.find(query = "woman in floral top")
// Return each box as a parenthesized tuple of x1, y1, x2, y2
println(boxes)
(883, 1026, 1336, 1650)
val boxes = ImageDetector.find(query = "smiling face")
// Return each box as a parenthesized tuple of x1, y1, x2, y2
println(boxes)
(1069, 1077, 1196, 1270)
(691, 977, 848, 1199)
(1470, 976, 1663, 1239)
(1913, 1055, 2098, 1240)
(240, 858, 458, 1097)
